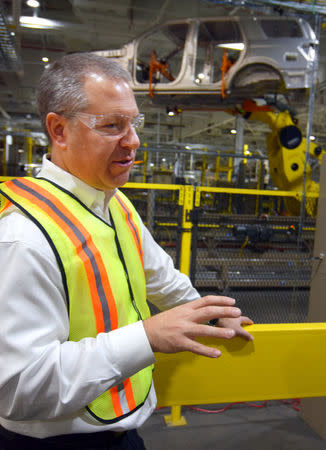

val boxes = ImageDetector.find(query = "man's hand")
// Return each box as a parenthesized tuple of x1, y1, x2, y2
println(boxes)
(218, 316, 254, 341)
(143, 295, 243, 359)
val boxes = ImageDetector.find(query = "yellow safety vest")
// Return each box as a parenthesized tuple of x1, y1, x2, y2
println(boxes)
(0, 177, 153, 423)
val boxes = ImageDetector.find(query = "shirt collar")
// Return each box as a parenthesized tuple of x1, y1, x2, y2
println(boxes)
(37, 154, 117, 215)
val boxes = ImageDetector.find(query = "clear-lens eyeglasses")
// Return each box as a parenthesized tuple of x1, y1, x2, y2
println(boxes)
(70, 112, 145, 137)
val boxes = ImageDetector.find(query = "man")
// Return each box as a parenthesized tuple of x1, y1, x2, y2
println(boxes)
(0, 53, 253, 449)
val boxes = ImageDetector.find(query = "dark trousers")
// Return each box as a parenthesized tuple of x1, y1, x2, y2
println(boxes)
(0, 425, 146, 450)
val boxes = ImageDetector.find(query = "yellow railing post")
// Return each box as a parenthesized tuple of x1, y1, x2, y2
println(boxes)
(163, 404, 187, 427)
(142, 143, 148, 183)
(163, 184, 194, 426)
(26, 136, 33, 176)
(179, 184, 194, 277)
(255, 160, 262, 215)
(215, 156, 220, 182)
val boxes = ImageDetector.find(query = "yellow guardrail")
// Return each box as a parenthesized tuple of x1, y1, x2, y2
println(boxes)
(154, 323, 326, 425)
(194, 186, 319, 207)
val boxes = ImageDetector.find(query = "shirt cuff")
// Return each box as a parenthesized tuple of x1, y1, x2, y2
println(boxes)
(105, 321, 156, 379)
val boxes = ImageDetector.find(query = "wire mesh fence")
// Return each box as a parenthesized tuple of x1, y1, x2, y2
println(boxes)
(191, 187, 316, 323)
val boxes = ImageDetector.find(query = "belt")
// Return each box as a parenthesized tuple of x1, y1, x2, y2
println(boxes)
(0, 425, 125, 449)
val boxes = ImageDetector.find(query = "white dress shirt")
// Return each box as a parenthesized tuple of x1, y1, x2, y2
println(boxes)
(0, 156, 199, 438)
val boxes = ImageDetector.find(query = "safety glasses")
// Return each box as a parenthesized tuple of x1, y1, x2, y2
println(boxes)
(69, 112, 145, 137)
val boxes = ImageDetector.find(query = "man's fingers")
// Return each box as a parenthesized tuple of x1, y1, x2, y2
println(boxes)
(240, 316, 254, 325)
(183, 338, 222, 358)
(192, 296, 236, 309)
(194, 306, 241, 323)
(190, 324, 236, 339)
(237, 328, 254, 341)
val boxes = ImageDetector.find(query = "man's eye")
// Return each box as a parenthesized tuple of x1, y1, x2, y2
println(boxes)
(103, 122, 120, 130)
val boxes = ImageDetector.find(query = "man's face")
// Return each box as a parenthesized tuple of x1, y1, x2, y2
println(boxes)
(57, 74, 140, 190)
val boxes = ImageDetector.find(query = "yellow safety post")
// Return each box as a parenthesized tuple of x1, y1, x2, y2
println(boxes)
(227, 157, 233, 183)
(26, 136, 33, 176)
(142, 143, 148, 183)
(215, 156, 220, 182)
(179, 184, 194, 276)
(3, 135, 10, 176)
(161, 184, 194, 426)
(154, 323, 326, 408)
(227, 157, 233, 213)
(255, 160, 262, 215)
(163, 405, 187, 427)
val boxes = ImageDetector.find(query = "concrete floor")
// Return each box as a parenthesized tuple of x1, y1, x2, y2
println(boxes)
(139, 401, 326, 450)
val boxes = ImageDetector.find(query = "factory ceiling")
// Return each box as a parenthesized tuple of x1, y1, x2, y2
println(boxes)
(1, 0, 326, 152)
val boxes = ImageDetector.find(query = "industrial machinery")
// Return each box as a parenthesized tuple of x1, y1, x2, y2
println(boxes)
(232, 99, 326, 216)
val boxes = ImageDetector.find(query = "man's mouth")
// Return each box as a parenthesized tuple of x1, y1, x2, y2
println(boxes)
(114, 157, 134, 166)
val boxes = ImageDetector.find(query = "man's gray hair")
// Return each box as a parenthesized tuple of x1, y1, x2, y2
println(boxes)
(36, 52, 132, 139)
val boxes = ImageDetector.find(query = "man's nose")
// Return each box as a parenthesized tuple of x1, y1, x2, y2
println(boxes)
(120, 125, 140, 149)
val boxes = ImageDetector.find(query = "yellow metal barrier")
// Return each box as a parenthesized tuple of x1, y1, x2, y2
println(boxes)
(124, 182, 182, 191)
(194, 185, 319, 207)
(153, 323, 326, 425)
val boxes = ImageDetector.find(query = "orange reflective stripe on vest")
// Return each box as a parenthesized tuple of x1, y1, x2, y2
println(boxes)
(0, 197, 12, 214)
(6, 177, 118, 332)
(123, 378, 137, 411)
(115, 193, 144, 269)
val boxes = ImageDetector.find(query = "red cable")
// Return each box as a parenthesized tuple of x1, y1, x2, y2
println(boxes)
(185, 399, 300, 414)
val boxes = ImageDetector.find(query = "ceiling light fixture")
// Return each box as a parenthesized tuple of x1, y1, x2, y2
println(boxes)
(20, 16, 64, 29)
(166, 107, 182, 117)
(26, 0, 40, 7)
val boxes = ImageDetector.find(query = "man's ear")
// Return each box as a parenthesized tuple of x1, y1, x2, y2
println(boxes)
(46, 113, 68, 149)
